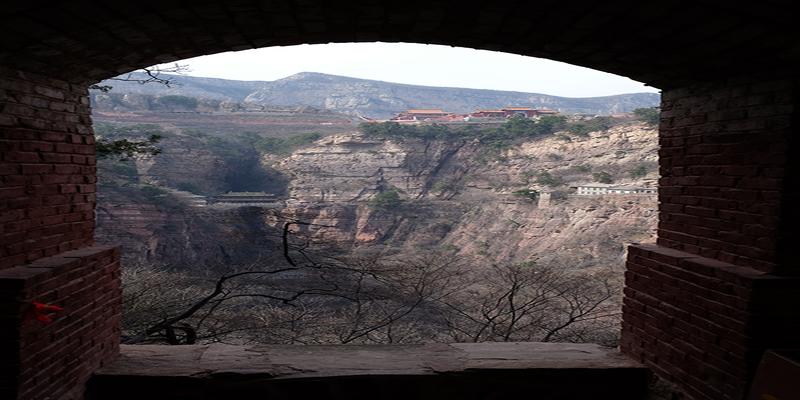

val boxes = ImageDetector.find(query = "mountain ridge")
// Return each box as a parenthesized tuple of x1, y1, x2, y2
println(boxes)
(93, 71, 660, 118)
(273, 71, 654, 99)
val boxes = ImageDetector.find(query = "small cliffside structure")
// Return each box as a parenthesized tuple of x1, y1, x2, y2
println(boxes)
(391, 109, 451, 121)
(572, 185, 656, 195)
(212, 191, 282, 206)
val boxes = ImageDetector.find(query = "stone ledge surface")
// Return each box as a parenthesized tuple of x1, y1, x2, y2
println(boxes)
(88, 343, 647, 400)
(97, 342, 643, 379)
(0, 245, 119, 295)
(629, 243, 772, 284)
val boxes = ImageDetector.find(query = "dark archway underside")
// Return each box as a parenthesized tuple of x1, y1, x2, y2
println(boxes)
(0, 0, 797, 88)
(2, 2, 800, 400)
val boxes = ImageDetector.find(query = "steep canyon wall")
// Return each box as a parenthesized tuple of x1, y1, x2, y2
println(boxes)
(96, 120, 658, 272)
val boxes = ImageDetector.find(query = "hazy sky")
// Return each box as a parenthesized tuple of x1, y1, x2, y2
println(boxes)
(168, 42, 660, 98)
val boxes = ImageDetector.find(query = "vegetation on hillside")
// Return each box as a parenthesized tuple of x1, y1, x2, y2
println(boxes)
(96, 135, 162, 159)
(251, 132, 323, 154)
(95, 123, 165, 159)
(359, 114, 648, 151)
(95, 108, 656, 351)
(536, 170, 564, 187)
(593, 171, 614, 184)
(200, 131, 325, 157)
(370, 188, 403, 210)
(360, 115, 570, 147)
(630, 165, 648, 178)
(122, 229, 621, 346)
(158, 95, 198, 110)
(512, 188, 540, 200)
(431, 179, 462, 197)
(632, 107, 660, 126)
(567, 116, 616, 136)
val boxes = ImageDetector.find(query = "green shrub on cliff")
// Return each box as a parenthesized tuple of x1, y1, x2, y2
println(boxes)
(359, 115, 568, 144)
(630, 165, 648, 178)
(536, 171, 563, 187)
(633, 107, 660, 126)
(567, 116, 615, 136)
(512, 188, 539, 200)
(360, 122, 452, 140)
(139, 185, 168, 199)
(253, 132, 322, 154)
(593, 171, 614, 184)
(158, 95, 198, 110)
(96, 134, 162, 159)
(431, 180, 461, 195)
(94, 123, 165, 160)
(370, 189, 403, 210)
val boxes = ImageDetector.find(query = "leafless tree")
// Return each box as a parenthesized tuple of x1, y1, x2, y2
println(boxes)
(90, 63, 189, 92)
(121, 219, 452, 344)
(315, 253, 465, 344)
(438, 262, 620, 344)
(121, 219, 621, 346)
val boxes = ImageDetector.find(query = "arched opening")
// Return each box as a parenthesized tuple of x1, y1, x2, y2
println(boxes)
(1, 3, 799, 400)
(89, 43, 661, 350)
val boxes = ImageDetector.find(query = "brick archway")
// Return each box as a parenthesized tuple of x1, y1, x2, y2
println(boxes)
(1, 2, 798, 399)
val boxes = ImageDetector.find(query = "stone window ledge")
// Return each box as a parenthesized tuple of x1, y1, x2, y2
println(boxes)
(86, 342, 647, 399)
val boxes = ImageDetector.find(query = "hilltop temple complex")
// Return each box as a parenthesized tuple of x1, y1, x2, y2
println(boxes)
(390, 107, 559, 122)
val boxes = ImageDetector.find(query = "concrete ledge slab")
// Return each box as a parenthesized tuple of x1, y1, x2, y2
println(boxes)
(88, 342, 648, 400)
(98, 342, 642, 379)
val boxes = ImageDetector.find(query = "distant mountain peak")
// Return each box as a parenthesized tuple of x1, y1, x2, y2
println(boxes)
(95, 72, 660, 118)
(281, 71, 330, 80)
(278, 71, 367, 83)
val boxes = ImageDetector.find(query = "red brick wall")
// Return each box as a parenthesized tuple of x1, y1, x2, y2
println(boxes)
(657, 81, 794, 273)
(0, 246, 121, 400)
(621, 244, 800, 400)
(0, 67, 96, 271)
(623, 80, 800, 400)
(0, 67, 116, 399)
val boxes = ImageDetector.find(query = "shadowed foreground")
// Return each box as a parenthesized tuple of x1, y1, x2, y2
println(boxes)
(87, 342, 647, 400)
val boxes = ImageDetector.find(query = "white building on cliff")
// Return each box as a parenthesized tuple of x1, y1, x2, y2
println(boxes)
(572, 184, 656, 195)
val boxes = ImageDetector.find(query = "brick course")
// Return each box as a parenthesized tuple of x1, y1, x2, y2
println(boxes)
(623, 80, 800, 400)
(657, 81, 795, 273)
(0, 67, 95, 271)
(621, 244, 800, 400)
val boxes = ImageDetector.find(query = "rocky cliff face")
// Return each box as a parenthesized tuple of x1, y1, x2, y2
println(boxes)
(278, 134, 468, 202)
(95, 114, 658, 270)
(92, 110, 355, 265)
(96, 180, 284, 266)
(264, 123, 658, 268)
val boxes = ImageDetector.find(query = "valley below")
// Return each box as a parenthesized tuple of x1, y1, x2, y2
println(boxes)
(95, 111, 658, 271)
(91, 82, 659, 346)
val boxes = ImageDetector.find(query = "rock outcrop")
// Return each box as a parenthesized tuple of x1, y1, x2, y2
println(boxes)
(261, 123, 658, 268)
(96, 115, 658, 271)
